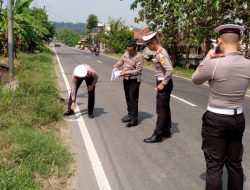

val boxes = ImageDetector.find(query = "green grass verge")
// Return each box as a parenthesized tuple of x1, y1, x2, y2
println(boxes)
(0, 48, 72, 189)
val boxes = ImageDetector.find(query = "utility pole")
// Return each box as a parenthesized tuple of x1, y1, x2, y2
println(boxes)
(7, 0, 14, 81)
(0, 0, 3, 8)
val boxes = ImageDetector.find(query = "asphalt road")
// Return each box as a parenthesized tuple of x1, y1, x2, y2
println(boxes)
(54, 45, 250, 190)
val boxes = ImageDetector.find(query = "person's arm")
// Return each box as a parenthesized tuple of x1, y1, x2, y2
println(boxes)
(192, 50, 216, 85)
(87, 68, 98, 91)
(113, 53, 125, 68)
(92, 72, 98, 86)
(70, 76, 78, 103)
(158, 53, 173, 86)
(125, 55, 144, 76)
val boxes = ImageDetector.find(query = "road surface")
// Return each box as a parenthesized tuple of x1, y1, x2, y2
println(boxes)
(54, 45, 250, 190)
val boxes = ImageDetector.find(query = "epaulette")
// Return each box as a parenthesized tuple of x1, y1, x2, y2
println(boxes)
(210, 53, 225, 59)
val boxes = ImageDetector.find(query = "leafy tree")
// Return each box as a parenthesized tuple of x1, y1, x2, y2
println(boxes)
(86, 14, 98, 34)
(0, 0, 54, 54)
(57, 28, 80, 47)
(131, 0, 250, 63)
(106, 18, 134, 53)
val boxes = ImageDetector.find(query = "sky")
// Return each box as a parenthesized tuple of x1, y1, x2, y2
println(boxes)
(30, 0, 145, 27)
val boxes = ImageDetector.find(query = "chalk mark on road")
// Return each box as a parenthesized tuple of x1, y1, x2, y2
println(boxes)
(96, 60, 103, 64)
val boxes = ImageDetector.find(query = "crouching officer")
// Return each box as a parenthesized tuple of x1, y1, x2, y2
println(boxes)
(142, 28, 173, 143)
(192, 24, 250, 190)
(64, 64, 98, 119)
(113, 41, 144, 127)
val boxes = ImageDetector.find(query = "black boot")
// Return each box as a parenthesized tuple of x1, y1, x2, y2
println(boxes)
(126, 119, 138, 128)
(88, 113, 94, 119)
(122, 116, 131, 123)
(162, 130, 171, 138)
(64, 110, 74, 116)
(143, 133, 163, 143)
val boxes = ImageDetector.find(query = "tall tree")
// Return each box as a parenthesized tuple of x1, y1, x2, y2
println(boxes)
(106, 18, 134, 53)
(0, 0, 54, 54)
(86, 14, 98, 34)
(57, 28, 80, 47)
(131, 0, 250, 63)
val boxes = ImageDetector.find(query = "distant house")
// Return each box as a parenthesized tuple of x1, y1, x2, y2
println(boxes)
(97, 22, 111, 33)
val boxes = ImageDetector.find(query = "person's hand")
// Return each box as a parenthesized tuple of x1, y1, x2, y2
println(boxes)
(71, 102, 76, 110)
(121, 70, 128, 77)
(157, 83, 165, 91)
(206, 49, 216, 58)
(113, 64, 119, 68)
(88, 85, 94, 92)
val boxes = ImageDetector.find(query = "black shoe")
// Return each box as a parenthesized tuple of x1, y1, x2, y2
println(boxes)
(88, 114, 94, 119)
(64, 110, 74, 116)
(143, 134, 163, 143)
(122, 117, 131, 123)
(162, 131, 171, 138)
(126, 120, 138, 128)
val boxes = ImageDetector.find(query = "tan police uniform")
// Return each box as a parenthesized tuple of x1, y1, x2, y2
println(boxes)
(141, 28, 174, 143)
(115, 51, 144, 125)
(192, 24, 250, 190)
(65, 64, 98, 118)
(153, 47, 173, 135)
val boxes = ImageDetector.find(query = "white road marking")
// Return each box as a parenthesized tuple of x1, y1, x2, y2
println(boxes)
(54, 48, 112, 190)
(154, 88, 197, 107)
(87, 56, 91, 59)
(96, 60, 103, 64)
(171, 94, 197, 107)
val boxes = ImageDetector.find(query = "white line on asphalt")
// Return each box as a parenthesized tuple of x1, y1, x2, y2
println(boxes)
(171, 94, 197, 107)
(96, 60, 103, 64)
(154, 88, 197, 107)
(54, 48, 112, 190)
(87, 56, 91, 58)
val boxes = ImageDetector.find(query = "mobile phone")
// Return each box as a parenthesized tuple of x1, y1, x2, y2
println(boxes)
(215, 45, 222, 54)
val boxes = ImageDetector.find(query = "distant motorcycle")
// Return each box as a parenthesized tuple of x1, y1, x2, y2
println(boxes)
(95, 47, 100, 56)
(90, 45, 100, 56)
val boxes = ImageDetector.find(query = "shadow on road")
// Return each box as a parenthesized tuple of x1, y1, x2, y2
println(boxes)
(171, 122, 180, 136)
(73, 107, 108, 118)
(138, 111, 154, 123)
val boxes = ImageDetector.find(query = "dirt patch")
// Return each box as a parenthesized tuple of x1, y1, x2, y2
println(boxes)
(35, 174, 71, 190)
(0, 63, 10, 84)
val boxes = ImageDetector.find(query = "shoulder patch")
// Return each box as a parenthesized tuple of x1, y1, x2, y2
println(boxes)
(160, 57, 165, 64)
(158, 53, 165, 64)
(210, 53, 225, 59)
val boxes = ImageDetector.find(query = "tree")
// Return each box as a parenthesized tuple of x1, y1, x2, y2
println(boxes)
(86, 14, 98, 34)
(57, 28, 80, 47)
(130, 0, 250, 64)
(0, 0, 54, 54)
(105, 18, 134, 53)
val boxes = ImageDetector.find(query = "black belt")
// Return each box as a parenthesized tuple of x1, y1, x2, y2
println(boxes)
(124, 75, 140, 80)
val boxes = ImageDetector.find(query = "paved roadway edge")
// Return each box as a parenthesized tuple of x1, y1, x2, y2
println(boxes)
(53, 47, 112, 190)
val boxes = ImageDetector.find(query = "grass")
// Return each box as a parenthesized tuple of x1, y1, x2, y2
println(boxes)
(0, 48, 73, 189)
(173, 66, 195, 78)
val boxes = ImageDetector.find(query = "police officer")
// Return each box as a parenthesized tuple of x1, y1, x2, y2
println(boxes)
(64, 64, 98, 119)
(192, 24, 250, 190)
(113, 41, 144, 127)
(142, 29, 173, 143)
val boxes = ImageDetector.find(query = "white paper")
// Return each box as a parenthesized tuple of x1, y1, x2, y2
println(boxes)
(111, 69, 122, 81)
